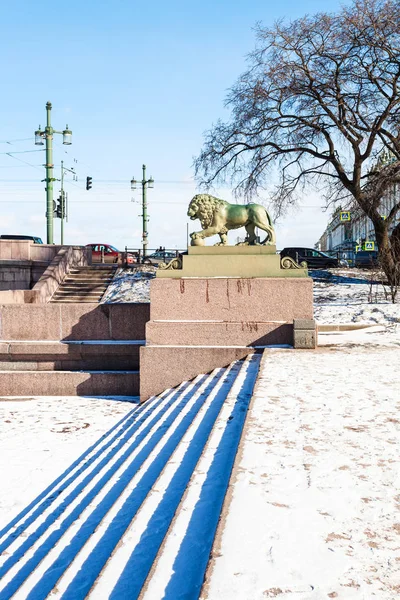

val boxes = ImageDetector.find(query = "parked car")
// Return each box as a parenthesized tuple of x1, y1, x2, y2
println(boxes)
(0, 234, 43, 244)
(280, 247, 340, 269)
(354, 250, 379, 268)
(86, 244, 136, 264)
(147, 250, 178, 264)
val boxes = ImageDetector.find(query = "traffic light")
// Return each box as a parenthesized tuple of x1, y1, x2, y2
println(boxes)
(55, 193, 65, 219)
(86, 176, 93, 191)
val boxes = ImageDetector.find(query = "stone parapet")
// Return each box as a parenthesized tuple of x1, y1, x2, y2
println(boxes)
(0, 241, 62, 262)
(32, 245, 91, 303)
(0, 245, 92, 303)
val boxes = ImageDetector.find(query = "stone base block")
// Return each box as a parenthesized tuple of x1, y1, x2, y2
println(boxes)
(157, 245, 308, 278)
(146, 321, 293, 347)
(293, 319, 317, 349)
(150, 278, 313, 322)
(0, 370, 139, 396)
(140, 346, 254, 402)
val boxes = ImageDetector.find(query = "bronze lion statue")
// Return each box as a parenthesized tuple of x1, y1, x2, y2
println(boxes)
(187, 194, 276, 246)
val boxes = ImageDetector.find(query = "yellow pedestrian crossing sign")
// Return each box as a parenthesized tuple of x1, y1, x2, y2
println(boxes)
(364, 241, 375, 251)
(340, 211, 351, 222)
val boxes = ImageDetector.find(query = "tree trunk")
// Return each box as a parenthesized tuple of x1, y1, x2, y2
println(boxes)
(372, 216, 400, 303)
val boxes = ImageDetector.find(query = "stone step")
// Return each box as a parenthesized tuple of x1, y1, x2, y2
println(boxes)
(54, 290, 104, 299)
(0, 357, 138, 371)
(0, 340, 142, 371)
(59, 283, 112, 289)
(52, 290, 105, 297)
(0, 341, 141, 371)
(0, 370, 139, 396)
(0, 355, 261, 598)
(70, 265, 117, 271)
(61, 282, 112, 289)
(64, 275, 114, 282)
(51, 297, 104, 303)
(54, 290, 107, 297)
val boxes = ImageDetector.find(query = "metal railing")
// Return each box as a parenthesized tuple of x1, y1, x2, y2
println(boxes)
(122, 247, 186, 266)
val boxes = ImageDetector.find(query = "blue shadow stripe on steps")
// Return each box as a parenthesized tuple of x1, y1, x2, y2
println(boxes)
(0, 377, 207, 599)
(61, 363, 243, 600)
(0, 372, 221, 600)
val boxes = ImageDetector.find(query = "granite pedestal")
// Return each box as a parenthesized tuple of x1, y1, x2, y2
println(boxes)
(140, 246, 316, 401)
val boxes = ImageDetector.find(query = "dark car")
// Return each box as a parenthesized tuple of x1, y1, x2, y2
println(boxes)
(280, 247, 339, 269)
(0, 234, 43, 244)
(147, 250, 178, 264)
(354, 250, 379, 268)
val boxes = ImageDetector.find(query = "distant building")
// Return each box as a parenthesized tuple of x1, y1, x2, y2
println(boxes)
(315, 154, 400, 263)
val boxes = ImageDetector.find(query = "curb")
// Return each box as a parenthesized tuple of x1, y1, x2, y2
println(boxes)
(317, 323, 375, 332)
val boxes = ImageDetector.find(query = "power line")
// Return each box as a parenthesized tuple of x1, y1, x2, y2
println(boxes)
(3, 153, 44, 172)
(0, 178, 196, 184)
(0, 166, 43, 169)
(0, 137, 34, 144)
(0, 149, 44, 155)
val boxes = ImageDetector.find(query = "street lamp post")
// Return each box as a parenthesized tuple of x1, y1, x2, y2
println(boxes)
(35, 101, 72, 244)
(131, 165, 154, 259)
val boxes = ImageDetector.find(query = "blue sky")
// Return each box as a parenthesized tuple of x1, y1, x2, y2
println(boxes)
(0, 0, 350, 249)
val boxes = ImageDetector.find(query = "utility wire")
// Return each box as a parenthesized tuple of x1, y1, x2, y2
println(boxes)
(0, 149, 44, 155)
(0, 178, 197, 184)
(0, 199, 325, 207)
(4, 153, 44, 172)
(0, 137, 34, 144)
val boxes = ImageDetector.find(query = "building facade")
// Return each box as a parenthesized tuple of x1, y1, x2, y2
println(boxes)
(315, 185, 399, 264)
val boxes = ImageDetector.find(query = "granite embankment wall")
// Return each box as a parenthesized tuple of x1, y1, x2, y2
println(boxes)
(0, 303, 150, 341)
(0, 242, 91, 303)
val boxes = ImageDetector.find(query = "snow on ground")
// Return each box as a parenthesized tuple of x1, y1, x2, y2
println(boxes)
(101, 266, 156, 303)
(312, 268, 400, 326)
(0, 396, 137, 530)
(204, 347, 400, 600)
(0, 267, 399, 598)
(312, 268, 400, 346)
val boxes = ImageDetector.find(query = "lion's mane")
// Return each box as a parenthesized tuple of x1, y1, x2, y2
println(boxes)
(188, 194, 226, 229)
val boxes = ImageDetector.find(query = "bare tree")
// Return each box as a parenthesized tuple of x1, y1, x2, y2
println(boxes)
(195, 0, 400, 292)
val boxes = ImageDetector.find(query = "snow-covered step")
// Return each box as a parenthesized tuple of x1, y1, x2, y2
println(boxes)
(97, 352, 261, 600)
(0, 355, 261, 599)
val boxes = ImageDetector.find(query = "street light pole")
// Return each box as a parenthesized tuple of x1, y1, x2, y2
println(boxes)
(35, 101, 72, 244)
(60, 159, 64, 245)
(131, 165, 154, 260)
(45, 102, 54, 245)
(142, 164, 148, 258)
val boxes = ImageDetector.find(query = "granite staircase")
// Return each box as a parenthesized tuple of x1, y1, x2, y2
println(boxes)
(0, 304, 149, 397)
(50, 265, 117, 303)
(0, 354, 261, 599)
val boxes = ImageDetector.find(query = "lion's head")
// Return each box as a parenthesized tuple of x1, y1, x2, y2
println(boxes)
(187, 194, 225, 229)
